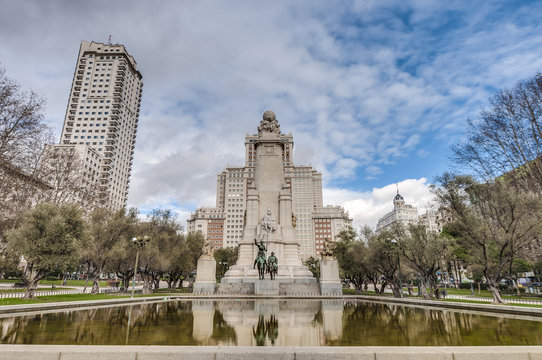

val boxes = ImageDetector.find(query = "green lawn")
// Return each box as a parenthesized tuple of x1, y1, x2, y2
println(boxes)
(39, 279, 109, 287)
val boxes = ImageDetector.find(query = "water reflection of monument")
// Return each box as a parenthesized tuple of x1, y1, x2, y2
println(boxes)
(191, 299, 344, 346)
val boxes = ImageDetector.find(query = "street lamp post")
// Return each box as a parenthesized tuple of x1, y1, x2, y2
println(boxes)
(131, 235, 150, 298)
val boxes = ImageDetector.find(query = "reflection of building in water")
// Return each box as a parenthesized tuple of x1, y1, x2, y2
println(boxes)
(214, 299, 344, 346)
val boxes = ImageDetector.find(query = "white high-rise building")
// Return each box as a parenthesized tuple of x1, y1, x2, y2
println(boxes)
(54, 40, 143, 209)
(188, 114, 352, 259)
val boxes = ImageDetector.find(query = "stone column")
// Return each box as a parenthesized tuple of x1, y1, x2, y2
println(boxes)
(237, 189, 259, 266)
(320, 258, 342, 296)
(280, 189, 301, 266)
(194, 257, 216, 295)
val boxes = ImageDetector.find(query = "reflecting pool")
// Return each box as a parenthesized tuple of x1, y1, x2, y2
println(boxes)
(0, 299, 541, 346)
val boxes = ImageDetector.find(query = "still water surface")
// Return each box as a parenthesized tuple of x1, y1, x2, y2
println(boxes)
(0, 299, 540, 346)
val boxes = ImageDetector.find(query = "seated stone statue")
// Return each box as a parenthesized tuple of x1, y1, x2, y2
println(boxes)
(321, 238, 336, 259)
(201, 238, 215, 259)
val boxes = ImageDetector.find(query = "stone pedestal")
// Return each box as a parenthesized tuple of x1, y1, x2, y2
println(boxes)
(193, 257, 216, 295)
(320, 258, 342, 296)
(254, 280, 280, 296)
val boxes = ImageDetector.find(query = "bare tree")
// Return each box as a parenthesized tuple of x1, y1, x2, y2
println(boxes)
(434, 174, 541, 303)
(36, 144, 102, 208)
(0, 67, 53, 237)
(0, 66, 52, 172)
(453, 73, 542, 190)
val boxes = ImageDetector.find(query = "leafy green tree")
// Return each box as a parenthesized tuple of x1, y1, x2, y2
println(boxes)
(6, 203, 85, 298)
(137, 209, 183, 294)
(303, 256, 320, 280)
(214, 246, 239, 281)
(399, 224, 451, 299)
(82, 208, 137, 294)
(367, 228, 403, 298)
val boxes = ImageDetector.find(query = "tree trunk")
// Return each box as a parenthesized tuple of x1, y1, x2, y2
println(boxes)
(22, 267, 42, 300)
(142, 274, 153, 295)
(390, 283, 401, 298)
(83, 277, 89, 294)
(421, 281, 431, 300)
(512, 278, 521, 298)
(91, 277, 100, 294)
(153, 277, 160, 290)
(178, 278, 184, 289)
(487, 281, 505, 304)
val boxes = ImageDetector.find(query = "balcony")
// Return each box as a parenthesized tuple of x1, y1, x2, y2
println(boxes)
(70, 104, 77, 109)
(75, 81, 82, 86)
(110, 114, 119, 120)
(68, 115, 75, 120)
(106, 139, 116, 145)
(76, 75, 83, 80)
(78, 64, 86, 69)
(67, 121, 73, 126)
(69, 110, 76, 115)
(107, 133, 117, 139)
(117, 70, 126, 76)
(118, 64, 126, 70)
(77, 70, 84, 75)
(109, 119, 119, 126)
(102, 163, 111, 170)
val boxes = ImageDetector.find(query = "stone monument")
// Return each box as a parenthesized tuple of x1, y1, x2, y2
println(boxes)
(218, 110, 316, 295)
(193, 237, 217, 295)
(319, 238, 342, 296)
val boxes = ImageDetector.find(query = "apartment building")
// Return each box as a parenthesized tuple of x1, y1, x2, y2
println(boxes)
(53, 40, 142, 210)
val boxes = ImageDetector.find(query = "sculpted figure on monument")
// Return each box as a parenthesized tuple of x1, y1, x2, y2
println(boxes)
(259, 208, 276, 241)
(201, 237, 215, 259)
(267, 252, 278, 280)
(258, 110, 280, 135)
(253, 238, 267, 280)
(321, 237, 336, 259)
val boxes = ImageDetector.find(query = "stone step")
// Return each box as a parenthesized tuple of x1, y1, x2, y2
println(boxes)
(215, 282, 255, 295)
(279, 283, 321, 296)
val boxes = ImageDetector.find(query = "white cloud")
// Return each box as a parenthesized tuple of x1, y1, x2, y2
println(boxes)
(323, 178, 434, 229)
(0, 1, 541, 219)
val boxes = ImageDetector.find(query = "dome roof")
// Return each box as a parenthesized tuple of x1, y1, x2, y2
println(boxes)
(394, 193, 404, 201)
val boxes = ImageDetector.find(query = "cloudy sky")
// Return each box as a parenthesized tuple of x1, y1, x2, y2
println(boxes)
(1, 1, 542, 228)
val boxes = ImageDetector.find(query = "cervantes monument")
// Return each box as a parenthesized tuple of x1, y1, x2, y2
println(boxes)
(195, 111, 322, 295)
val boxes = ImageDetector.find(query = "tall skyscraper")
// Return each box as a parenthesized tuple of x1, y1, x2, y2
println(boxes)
(187, 112, 352, 260)
(54, 40, 143, 209)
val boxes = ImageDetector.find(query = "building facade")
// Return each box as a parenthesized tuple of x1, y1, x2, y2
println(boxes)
(376, 191, 450, 233)
(51, 40, 142, 210)
(188, 117, 352, 259)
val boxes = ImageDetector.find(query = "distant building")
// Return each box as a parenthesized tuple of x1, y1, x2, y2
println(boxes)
(187, 119, 352, 259)
(48, 40, 143, 210)
(186, 208, 225, 247)
(376, 191, 419, 232)
(376, 190, 450, 233)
